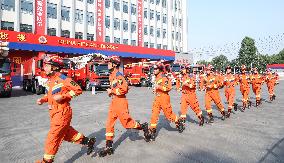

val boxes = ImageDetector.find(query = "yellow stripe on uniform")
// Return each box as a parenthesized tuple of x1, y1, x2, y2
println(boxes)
(197, 111, 202, 116)
(69, 90, 76, 98)
(115, 88, 121, 95)
(72, 133, 82, 143)
(150, 123, 157, 127)
(52, 83, 64, 91)
(207, 109, 213, 113)
(105, 132, 114, 137)
(156, 79, 163, 85)
(180, 114, 187, 118)
(134, 122, 139, 128)
(184, 80, 190, 84)
(162, 86, 167, 91)
(44, 154, 55, 160)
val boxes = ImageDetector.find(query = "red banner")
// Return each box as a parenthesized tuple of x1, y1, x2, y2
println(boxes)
(96, 0, 104, 41)
(0, 30, 175, 57)
(137, 0, 143, 47)
(34, 0, 46, 35)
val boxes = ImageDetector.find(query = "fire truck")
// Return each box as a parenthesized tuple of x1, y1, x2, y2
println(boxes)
(21, 54, 47, 95)
(124, 61, 155, 87)
(70, 53, 110, 91)
(0, 42, 12, 97)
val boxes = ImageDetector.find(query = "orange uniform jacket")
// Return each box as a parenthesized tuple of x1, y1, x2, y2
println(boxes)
(250, 73, 264, 100)
(238, 73, 251, 102)
(223, 74, 238, 109)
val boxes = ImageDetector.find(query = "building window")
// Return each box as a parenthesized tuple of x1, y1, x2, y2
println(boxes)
(162, 29, 166, 38)
(114, 37, 120, 44)
(114, 0, 120, 11)
(1, 0, 15, 11)
(113, 18, 120, 30)
(144, 25, 148, 35)
(150, 10, 154, 20)
(156, 28, 160, 38)
(20, 0, 33, 15)
(176, 32, 179, 40)
(131, 22, 136, 33)
(162, 14, 167, 23)
(61, 30, 70, 38)
(87, 12, 94, 26)
(78, 0, 83, 1)
(144, 42, 149, 47)
(131, 4, 136, 15)
(123, 1, 128, 13)
(172, 17, 175, 26)
(20, 24, 32, 33)
(75, 9, 83, 23)
(47, 3, 57, 19)
(156, 12, 161, 21)
(61, 6, 70, 21)
(87, 33, 94, 41)
(162, 0, 166, 8)
(172, 31, 174, 39)
(1, 21, 14, 31)
(123, 20, 128, 31)
(75, 32, 83, 39)
(179, 19, 182, 27)
(87, 0, 94, 4)
(105, 16, 110, 28)
(179, 33, 182, 41)
(157, 44, 161, 49)
(156, 0, 160, 5)
(150, 0, 154, 4)
(123, 39, 128, 45)
(163, 45, 167, 50)
(105, 0, 110, 8)
(150, 26, 154, 36)
(144, 9, 148, 19)
(150, 43, 154, 48)
(131, 40, 136, 46)
(47, 28, 56, 36)
(105, 36, 110, 42)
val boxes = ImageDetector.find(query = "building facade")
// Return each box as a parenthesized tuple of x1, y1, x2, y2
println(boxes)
(0, 0, 188, 53)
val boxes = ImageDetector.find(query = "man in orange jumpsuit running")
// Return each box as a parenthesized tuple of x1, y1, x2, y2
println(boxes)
(223, 66, 238, 118)
(179, 66, 204, 126)
(36, 55, 95, 163)
(238, 65, 252, 110)
(265, 69, 277, 101)
(250, 67, 264, 107)
(99, 56, 150, 157)
(149, 62, 184, 141)
(201, 65, 226, 123)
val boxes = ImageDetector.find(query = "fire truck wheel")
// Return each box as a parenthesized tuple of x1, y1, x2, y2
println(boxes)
(141, 79, 148, 87)
(5, 91, 11, 97)
(23, 81, 27, 91)
(31, 81, 36, 93)
(35, 81, 42, 95)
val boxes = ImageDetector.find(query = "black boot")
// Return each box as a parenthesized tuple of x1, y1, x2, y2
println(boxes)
(198, 115, 204, 126)
(256, 100, 260, 107)
(175, 119, 185, 133)
(233, 103, 238, 111)
(149, 128, 157, 141)
(272, 94, 276, 101)
(138, 122, 151, 142)
(81, 137, 96, 155)
(269, 96, 273, 101)
(207, 113, 214, 123)
(99, 140, 114, 157)
(248, 101, 252, 109)
(226, 109, 231, 118)
(221, 111, 226, 120)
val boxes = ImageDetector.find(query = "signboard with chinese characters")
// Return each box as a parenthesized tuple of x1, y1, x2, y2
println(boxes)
(174, 52, 193, 65)
(137, 0, 143, 47)
(96, 0, 104, 41)
(35, 0, 46, 35)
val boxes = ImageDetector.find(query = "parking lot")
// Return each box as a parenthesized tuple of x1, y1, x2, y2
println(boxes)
(0, 82, 284, 163)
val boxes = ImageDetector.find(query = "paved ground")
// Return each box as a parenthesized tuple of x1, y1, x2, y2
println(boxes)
(0, 82, 284, 163)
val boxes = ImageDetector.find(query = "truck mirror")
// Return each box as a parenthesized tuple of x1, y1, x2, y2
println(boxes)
(38, 60, 43, 68)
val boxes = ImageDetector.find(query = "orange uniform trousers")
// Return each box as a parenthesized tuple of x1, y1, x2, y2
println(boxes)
(180, 91, 202, 118)
(105, 96, 139, 140)
(150, 93, 178, 129)
(240, 85, 250, 103)
(225, 87, 236, 110)
(205, 89, 225, 114)
(267, 82, 275, 97)
(252, 84, 262, 101)
(44, 106, 84, 160)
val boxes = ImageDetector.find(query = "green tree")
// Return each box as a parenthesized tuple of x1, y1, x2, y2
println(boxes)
(271, 49, 284, 64)
(238, 37, 258, 68)
(211, 54, 229, 71)
(196, 60, 210, 66)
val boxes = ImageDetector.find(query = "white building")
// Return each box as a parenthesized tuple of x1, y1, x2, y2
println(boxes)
(0, 0, 188, 53)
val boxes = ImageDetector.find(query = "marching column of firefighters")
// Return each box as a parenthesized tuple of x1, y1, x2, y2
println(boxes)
(36, 54, 280, 162)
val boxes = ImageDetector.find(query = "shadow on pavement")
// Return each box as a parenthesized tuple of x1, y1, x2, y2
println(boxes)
(10, 88, 34, 97)
(259, 137, 284, 163)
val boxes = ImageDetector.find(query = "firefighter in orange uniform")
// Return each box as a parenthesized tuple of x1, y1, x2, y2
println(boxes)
(36, 55, 95, 163)
(179, 66, 204, 126)
(202, 65, 226, 123)
(223, 66, 238, 118)
(198, 70, 206, 91)
(238, 65, 252, 110)
(99, 56, 150, 157)
(250, 67, 264, 107)
(148, 62, 184, 141)
(265, 69, 277, 101)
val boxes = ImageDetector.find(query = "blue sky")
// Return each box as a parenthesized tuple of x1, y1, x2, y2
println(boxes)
(187, 0, 284, 60)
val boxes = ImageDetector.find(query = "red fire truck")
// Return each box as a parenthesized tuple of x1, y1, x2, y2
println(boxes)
(0, 42, 12, 97)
